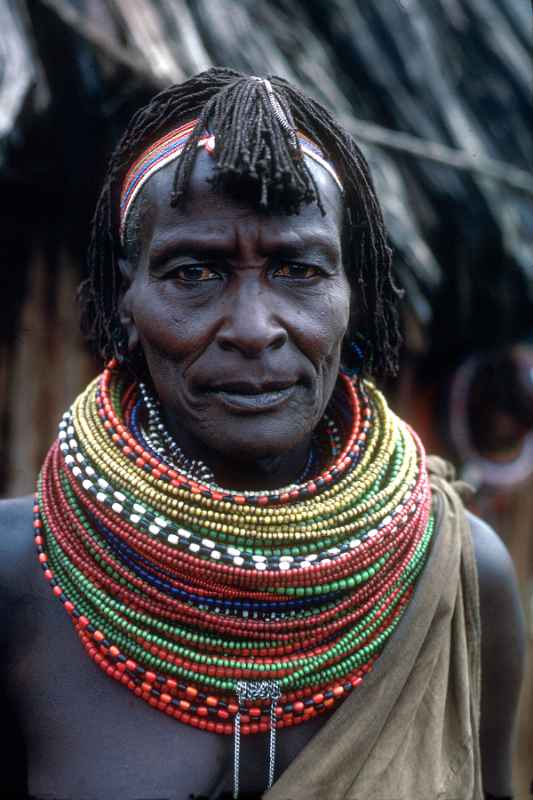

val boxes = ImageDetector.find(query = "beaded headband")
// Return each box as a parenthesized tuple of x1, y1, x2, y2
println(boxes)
(119, 118, 343, 246)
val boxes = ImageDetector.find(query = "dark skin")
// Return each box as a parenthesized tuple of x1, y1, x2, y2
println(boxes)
(0, 154, 525, 799)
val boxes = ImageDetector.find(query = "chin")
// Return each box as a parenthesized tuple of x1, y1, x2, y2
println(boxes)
(198, 413, 314, 462)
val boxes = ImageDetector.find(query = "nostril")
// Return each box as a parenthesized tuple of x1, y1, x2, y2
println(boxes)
(216, 325, 288, 357)
(271, 332, 287, 350)
(218, 338, 236, 353)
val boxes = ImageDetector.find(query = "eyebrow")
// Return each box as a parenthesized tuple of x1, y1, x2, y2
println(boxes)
(148, 228, 341, 268)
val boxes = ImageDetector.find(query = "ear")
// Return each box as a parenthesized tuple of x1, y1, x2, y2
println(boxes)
(117, 257, 140, 353)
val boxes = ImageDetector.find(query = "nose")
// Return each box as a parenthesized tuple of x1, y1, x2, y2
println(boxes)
(216, 281, 288, 357)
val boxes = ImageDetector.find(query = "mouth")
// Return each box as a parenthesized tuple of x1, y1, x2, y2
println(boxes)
(204, 381, 298, 413)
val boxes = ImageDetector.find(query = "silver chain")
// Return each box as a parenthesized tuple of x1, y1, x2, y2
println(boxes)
(233, 680, 282, 800)
(267, 689, 280, 789)
(139, 382, 215, 482)
(252, 77, 298, 151)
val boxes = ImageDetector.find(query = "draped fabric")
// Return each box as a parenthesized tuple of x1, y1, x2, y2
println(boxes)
(265, 457, 482, 800)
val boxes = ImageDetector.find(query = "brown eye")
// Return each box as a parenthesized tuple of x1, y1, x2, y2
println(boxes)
(274, 263, 321, 279)
(176, 264, 220, 282)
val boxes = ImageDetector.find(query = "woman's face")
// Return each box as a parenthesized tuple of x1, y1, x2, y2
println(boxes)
(120, 149, 351, 468)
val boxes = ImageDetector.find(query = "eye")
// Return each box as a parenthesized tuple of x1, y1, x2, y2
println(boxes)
(273, 263, 322, 279)
(172, 264, 221, 282)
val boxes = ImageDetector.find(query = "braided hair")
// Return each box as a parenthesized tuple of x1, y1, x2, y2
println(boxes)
(80, 67, 402, 377)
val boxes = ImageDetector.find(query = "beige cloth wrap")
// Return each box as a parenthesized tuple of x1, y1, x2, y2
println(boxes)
(264, 456, 483, 800)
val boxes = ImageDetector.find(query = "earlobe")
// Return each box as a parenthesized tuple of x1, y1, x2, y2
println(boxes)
(118, 296, 140, 354)
(117, 258, 140, 353)
(118, 256, 135, 285)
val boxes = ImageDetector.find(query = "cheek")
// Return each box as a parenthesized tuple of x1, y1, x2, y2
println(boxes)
(131, 282, 211, 363)
(302, 280, 351, 363)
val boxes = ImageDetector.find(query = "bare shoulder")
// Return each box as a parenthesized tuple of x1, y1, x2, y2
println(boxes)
(466, 510, 526, 796)
(0, 495, 36, 600)
(468, 510, 525, 647)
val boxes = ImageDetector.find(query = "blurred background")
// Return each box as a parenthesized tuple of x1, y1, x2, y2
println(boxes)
(0, 0, 531, 792)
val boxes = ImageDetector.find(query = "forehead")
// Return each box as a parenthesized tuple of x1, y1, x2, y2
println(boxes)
(135, 148, 345, 250)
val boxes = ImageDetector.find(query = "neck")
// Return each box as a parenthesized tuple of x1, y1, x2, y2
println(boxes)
(161, 411, 313, 492)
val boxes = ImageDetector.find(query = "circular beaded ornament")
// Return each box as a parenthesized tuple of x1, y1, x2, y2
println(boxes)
(36, 361, 434, 740)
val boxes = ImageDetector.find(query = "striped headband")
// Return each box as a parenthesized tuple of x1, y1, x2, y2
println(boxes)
(119, 119, 343, 245)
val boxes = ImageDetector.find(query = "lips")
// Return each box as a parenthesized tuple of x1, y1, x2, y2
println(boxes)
(207, 380, 296, 395)
(204, 380, 298, 413)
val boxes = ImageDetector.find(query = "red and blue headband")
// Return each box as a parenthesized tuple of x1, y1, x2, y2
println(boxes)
(119, 118, 343, 245)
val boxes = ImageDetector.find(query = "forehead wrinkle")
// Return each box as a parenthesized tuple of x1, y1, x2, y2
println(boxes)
(147, 220, 341, 265)
(257, 224, 341, 262)
(137, 148, 344, 263)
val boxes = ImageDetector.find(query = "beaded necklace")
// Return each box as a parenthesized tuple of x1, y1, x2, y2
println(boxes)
(137, 381, 324, 486)
(35, 360, 434, 797)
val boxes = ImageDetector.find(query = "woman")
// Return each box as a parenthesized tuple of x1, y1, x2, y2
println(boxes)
(0, 69, 524, 800)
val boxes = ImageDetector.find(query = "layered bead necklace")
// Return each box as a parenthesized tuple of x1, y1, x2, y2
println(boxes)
(35, 360, 434, 797)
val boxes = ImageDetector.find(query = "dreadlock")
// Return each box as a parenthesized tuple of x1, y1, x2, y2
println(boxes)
(80, 67, 402, 377)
